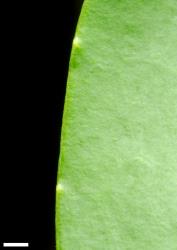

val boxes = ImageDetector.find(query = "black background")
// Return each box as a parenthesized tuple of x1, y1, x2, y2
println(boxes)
(1, 1, 84, 249)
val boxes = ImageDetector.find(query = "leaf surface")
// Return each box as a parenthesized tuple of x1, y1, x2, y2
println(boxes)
(56, 1, 177, 249)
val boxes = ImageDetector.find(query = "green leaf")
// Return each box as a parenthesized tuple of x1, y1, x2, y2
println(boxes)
(56, 0, 177, 249)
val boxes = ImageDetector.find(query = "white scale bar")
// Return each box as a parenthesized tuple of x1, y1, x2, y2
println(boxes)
(3, 243, 29, 247)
